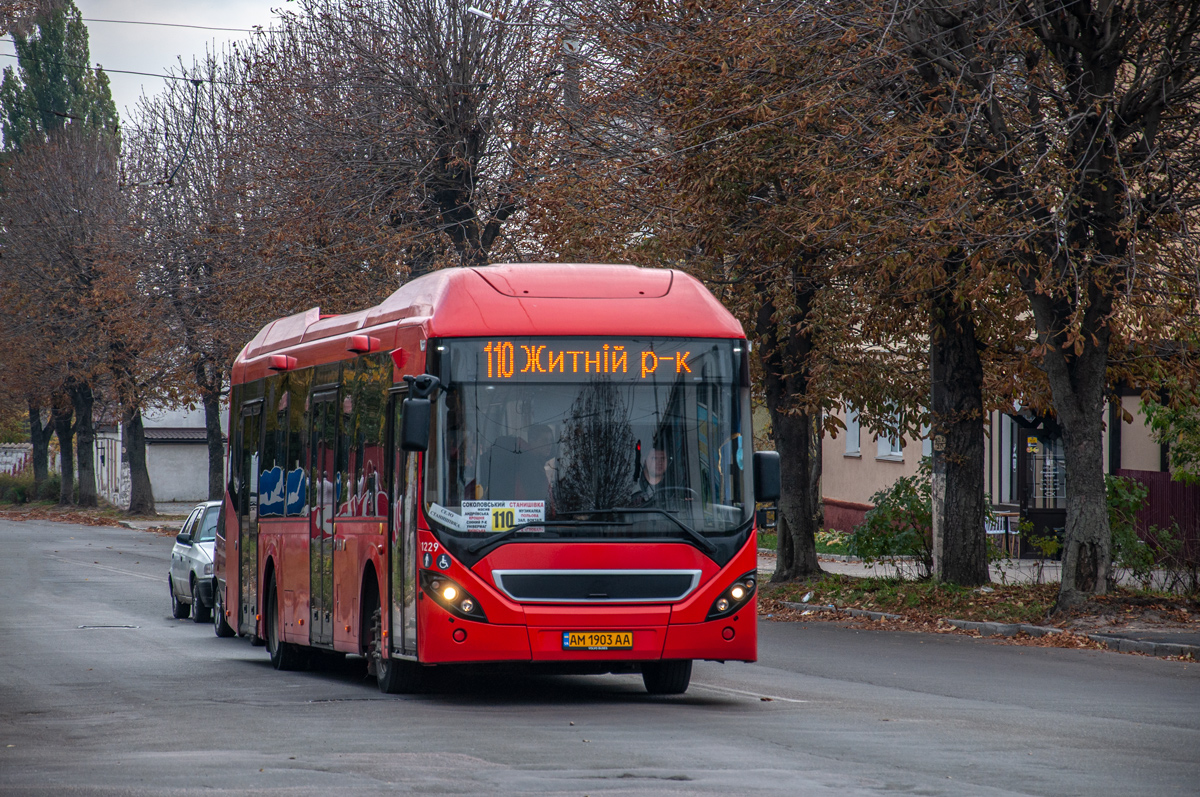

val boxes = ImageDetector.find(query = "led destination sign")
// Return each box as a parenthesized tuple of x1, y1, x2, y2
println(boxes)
(441, 338, 741, 384)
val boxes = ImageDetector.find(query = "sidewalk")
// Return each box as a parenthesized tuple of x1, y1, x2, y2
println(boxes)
(757, 550, 1200, 658)
(117, 501, 197, 533)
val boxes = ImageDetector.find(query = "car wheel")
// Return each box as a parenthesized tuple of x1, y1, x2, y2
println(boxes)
(370, 606, 423, 694)
(191, 578, 211, 623)
(169, 576, 190, 619)
(266, 580, 302, 671)
(213, 581, 235, 638)
(642, 660, 692, 695)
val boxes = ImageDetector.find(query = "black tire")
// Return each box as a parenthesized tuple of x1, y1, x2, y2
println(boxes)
(190, 578, 211, 623)
(369, 606, 423, 694)
(213, 582, 235, 638)
(169, 577, 190, 619)
(266, 581, 302, 671)
(642, 660, 692, 695)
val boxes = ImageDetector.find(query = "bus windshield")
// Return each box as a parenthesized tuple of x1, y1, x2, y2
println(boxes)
(423, 337, 753, 551)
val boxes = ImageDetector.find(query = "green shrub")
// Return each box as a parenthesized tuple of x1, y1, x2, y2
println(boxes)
(38, 475, 61, 501)
(848, 463, 933, 579)
(1107, 475, 1153, 584)
(0, 473, 34, 504)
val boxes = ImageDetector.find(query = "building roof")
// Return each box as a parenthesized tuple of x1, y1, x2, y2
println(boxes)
(143, 428, 214, 444)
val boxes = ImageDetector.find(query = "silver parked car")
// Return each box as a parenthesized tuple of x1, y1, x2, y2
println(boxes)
(168, 500, 222, 623)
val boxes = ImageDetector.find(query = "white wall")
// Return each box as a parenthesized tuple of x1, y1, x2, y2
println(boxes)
(146, 444, 211, 502)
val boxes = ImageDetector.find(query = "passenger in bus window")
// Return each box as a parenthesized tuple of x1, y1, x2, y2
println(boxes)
(358, 458, 384, 517)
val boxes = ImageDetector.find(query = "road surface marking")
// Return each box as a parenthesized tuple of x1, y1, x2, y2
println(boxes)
(692, 682, 808, 703)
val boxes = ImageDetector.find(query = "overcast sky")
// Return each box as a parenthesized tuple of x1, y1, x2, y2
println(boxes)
(1, 0, 284, 126)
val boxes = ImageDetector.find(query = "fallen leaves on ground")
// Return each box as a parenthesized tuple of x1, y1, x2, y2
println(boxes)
(760, 576, 1199, 657)
(0, 505, 127, 527)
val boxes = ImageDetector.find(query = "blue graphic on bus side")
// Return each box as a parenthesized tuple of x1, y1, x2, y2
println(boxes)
(285, 467, 306, 515)
(436, 553, 451, 570)
(258, 466, 285, 517)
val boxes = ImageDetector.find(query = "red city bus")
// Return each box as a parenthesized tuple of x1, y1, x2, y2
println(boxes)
(213, 264, 780, 694)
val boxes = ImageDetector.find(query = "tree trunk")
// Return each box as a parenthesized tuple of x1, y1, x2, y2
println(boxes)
(70, 381, 98, 508)
(757, 281, 823, 581)
(52, 395, 74, 505)
(198, 366, 226, 501)
(768, 405, 824, 580)
(123, 405, 156, 515)
(929, 290, 989, 586)
(1026, 286, 1114, 611)
(1057, 406, 1110, 608)
(27, 400, 52, 492)
(1044, 331, 1111, 611)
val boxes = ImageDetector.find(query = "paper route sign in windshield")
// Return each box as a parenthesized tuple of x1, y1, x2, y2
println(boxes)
(428, 501, 545, 533)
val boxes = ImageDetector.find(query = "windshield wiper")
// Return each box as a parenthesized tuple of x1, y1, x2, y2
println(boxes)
(555, 508, 718, 554)
(465, 520, 632, 555)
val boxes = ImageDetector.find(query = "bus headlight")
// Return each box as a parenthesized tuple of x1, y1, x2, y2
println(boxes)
(420, 571, 487, 622)
(707, 570, 757, 620)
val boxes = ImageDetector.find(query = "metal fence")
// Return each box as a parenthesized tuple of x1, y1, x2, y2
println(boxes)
(1116, 469, 1200, 563)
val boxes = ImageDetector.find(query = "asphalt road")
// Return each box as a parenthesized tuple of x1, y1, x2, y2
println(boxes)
(1, 517, 1197, 796)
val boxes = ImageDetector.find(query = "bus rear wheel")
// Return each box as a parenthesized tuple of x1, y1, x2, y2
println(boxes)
(213, 582, 235, 638)
(369, 607, 423, 694)
(642, 660, 692, 695)
(266, 581, 303, 671)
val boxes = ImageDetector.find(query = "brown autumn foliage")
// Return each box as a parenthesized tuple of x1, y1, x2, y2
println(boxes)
(860, 1, 1200, 608)
(524, 0, 1032, 584)
(524, 0, 1200, 600)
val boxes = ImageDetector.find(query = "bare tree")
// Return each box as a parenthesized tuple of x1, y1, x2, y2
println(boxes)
(0, 130, 123, 506)
(245, 0, 561, 272)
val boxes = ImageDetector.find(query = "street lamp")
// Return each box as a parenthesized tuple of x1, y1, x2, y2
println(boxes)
(465, 4, 580, 109)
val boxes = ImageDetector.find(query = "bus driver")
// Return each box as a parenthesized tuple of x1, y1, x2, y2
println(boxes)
(631, 447, 669, 506)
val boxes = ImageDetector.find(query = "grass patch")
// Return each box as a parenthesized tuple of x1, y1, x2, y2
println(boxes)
(757, 530, 852, 556)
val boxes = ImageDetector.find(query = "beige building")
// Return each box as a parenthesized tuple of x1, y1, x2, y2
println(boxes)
(820, 392, 1166, 544)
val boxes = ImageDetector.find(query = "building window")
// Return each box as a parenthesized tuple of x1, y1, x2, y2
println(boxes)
(845, 407, 861, 457)
(876, 412, 903, 461)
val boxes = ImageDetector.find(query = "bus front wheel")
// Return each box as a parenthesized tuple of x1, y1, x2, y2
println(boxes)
(642, 660, 692, 695)
(369, 607, 423, 694)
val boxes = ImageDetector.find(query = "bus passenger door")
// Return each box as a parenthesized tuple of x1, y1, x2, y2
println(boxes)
(389, 394, 419, 656)
(236, 402, 262, 637)
(310, 391, 338, 646)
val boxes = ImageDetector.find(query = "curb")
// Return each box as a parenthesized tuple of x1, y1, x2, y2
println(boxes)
(1084, 633, 1200, 658)
(942, 618, 1063, 638)
(779, 603, 1199, 659)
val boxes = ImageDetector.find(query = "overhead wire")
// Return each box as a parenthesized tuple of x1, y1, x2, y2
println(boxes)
(79, 18, 263, 33)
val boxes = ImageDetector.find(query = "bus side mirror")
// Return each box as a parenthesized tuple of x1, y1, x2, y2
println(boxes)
(400, 397, 431, 452)
(400, 374, 440, 452)
(753, 451, 781, 503)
